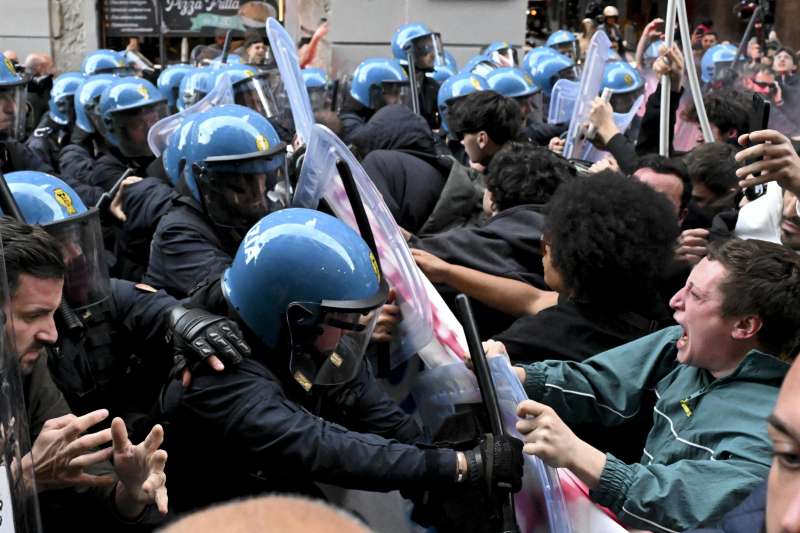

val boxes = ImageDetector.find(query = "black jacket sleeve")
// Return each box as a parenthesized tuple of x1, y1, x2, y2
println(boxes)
(110, 279, 178, 351)
(635, 85, 683, 157)
(58, 144, 104, 205)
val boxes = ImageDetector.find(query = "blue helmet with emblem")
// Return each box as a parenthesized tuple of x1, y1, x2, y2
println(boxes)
(48, 72, 84, 126)
(462, 54, 497, 78)
(486, 67, 541, 118)
(180, 104, 290, 234)
(208, 63, 285, 127)
(74, 74, 118, 135)
(484, 41, 518, 67)
(4, 171, 111, 310)
(99, 77, 168, 158)
(391, 22, 445, 71)
(222, 207, 389, 389)
(437, 71, 489, 132)
(521, 46, 559, 77)
(350, 58, 410, 110)
(602, 60, 645, 112)
(301, 67, 330, 112)
(531, 51, 577, 97)
(0, 52, 28, 140)
(701, 43, 740, 84)
(546, 30, 579, 60)
(81, 49, 129, 76)
(157, 64, 194, 112)
(177, 67, 212, 111)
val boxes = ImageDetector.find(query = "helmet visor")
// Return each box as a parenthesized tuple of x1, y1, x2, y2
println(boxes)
(46, 209, 111, 311)
(261, 69, 296, 140)
(407, 33, 446, 71)
(287, 277, 389, 388)
(370, 80, 412, 110)
(54, 94, 76, 126)
(610, 87, 644, 113)
(0, 84, 27, 141)
(490, 47, 519, 67)
(713, 60, 735, 82)
(516, 92, 544, 124)
(307, 86, 330, 112)
(233, 74, 281, 119)
(199, 153, 291, 232)
(108, 101, 169, 158)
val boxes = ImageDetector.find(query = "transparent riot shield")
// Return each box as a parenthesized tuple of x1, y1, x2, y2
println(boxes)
(293, 124, 434, 364)
(0, 234, 42, 533)
(576, 93, 645, 163)
(563, 31, 612, 160)
(266, 17, 314, 145)
(147, 72, 235, 158)
(548, 79, 579, 125)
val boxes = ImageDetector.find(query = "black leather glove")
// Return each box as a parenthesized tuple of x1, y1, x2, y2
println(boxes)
(465, 434, 524, 493)
(166, 305, 251, 378)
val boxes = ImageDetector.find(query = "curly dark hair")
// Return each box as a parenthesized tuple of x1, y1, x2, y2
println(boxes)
(485, 142, 576, 211)
(545, 171, 680, 309)
(684, 88, 751, 137)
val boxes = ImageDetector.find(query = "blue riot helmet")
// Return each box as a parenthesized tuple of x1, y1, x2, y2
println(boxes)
(74, 74, 118, 135)
(350, 58, 411, 110)
(222, 208, 389, 389)
(81, 49, 130, 76)
(444, 50, 458, 71)
(437, 71, 489, 133)
(644, 39, 665, 69)
(158, 64, 194, 113)
(181, 104, 290, 234)
(531, 51, 577, 98)
(163, 117, 198, 186)
(48, 72, 84, 127)
(486, 67, 542, 121)
(427, 64, 457, 84)
(177, 68, 212, 111)
(701, 43, 740, 85)
(546, 30, 579, 61)
(521, 46, 558, 76)
(601, 61, 645, 112)
(462, 54, 497, 78)
(99, 77, 168, 159)
(0, 52, 28, 141)
(301, 67, 330, 112)
(391, 22, 446, 72)
(484, 41, 518, 67)
(5, 171, 111, 311)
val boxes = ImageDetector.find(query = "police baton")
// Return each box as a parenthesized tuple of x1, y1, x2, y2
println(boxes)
(455, 293, 520, 533)
(220, 30, 234, 64)
(336, 159, 380, 268)
(95, 168, 135, 214)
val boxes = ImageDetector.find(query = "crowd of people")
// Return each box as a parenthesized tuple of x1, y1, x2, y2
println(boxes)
(0, 5, 799, 533)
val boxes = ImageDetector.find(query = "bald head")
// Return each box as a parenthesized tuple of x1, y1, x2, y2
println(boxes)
(23, 53, 53, 76)
(160, 495, 371, 533)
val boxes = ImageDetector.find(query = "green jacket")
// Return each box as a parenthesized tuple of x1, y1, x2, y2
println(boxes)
(519, 325, 788, 533)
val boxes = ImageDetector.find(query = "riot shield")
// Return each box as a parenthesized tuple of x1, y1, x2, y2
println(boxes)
(0, 234, 42, 533)
(293, 124, 434, 364)
(147, 72, 235, 158)
(548, 79, 579, 125)
(563, 31, 611, 160)
(575, 94, 645, 163)
(266, 18, 314, 145)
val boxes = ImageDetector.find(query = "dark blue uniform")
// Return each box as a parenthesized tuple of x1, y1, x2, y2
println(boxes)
(160, 355, 455, 513)
(25, 113, 70, 173)
(0, 140, 53, 173)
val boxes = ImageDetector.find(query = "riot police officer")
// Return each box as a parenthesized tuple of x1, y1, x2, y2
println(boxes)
(160, 207, 524, 513)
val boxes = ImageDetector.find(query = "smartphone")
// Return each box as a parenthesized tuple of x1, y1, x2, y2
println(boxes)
(743, 93, 772, 201)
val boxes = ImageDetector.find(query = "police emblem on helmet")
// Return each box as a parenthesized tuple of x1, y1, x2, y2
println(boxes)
(54, 188, 77, 215)
(624, 73, 634, 86)
(369, 252, 381, 282)
(4, 58, 14, 74)
(244, 70, 255, 78)
(470, 77, 482, 90)
(137, 84, 150, 98)
(525, 75, 534, 85)
(256, 134, 270, 152)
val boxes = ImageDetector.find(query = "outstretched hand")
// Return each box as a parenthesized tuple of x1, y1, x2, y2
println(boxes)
(111, 418, 168, 517)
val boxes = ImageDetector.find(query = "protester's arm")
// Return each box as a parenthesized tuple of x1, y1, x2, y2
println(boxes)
(511, 326, 681, 427)
(634, 19, 664, 70)
(636, 45, 684, 156)
(298, 22, 328, 68)
(411, 248, 558, 317)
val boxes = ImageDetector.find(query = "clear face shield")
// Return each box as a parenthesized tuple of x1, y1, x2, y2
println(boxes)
(0, 84, 27, 141)
(554, 41, 579, 62)
(261, 69, 296, 139)
(124, 50, 157, 81)
(108, 101, 169, 158)
(610, 87, 644, 113)
(286, 277, 389, 389)
(233, 74, 281, 120)
(407, 33, 446, 72)
(370, 80, 412, 110)
(56, 94, 76, 126)
(516, 91, 544, 124)
(45, 209, 111, 311)
(197, 150, 291, 233)
(86, 95, 108, 138)
(712, 60, 737, 84)
(490, 47, 519, 67)
(307, 86, 330, 113)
